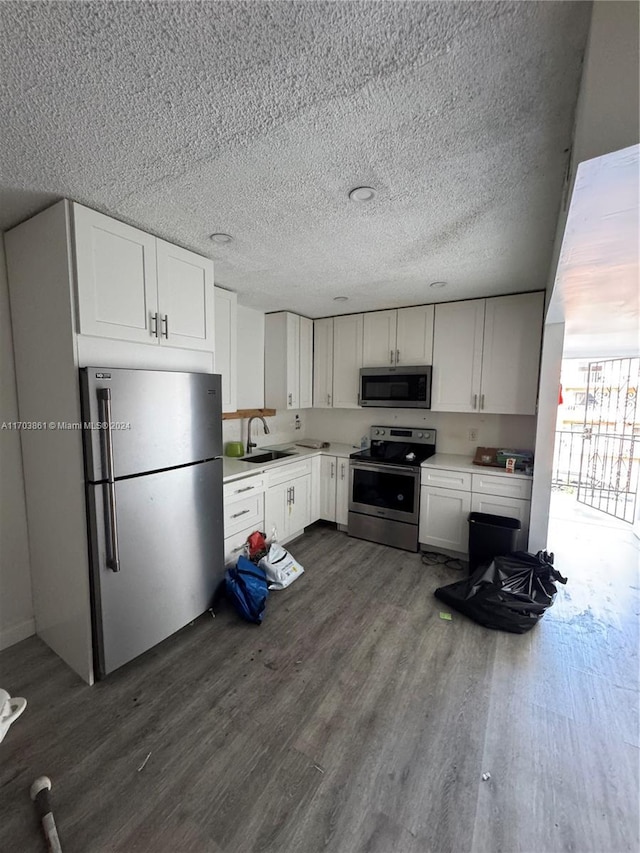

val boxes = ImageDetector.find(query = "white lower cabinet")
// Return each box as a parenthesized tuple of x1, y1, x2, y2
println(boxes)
(470, 493, 530, 551)
(419, 486, 471, 553)
(224, 524, 258, 566)
(419, 466, 532, 555)
(264, 459, 312, 544)
(317, 455, 350, 525)
(335, 458, 350, 526)
(319, 456, 337, 522)
(223, 474, 265, 564)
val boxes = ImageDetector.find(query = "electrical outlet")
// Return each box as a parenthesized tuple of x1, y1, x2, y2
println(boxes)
(468, 428, 478, 442)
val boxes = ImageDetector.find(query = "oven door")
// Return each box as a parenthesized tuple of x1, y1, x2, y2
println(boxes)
(349, 461, 419, 524)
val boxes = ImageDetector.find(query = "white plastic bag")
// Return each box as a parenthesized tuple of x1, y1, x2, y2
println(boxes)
(259, 542, 304, 590)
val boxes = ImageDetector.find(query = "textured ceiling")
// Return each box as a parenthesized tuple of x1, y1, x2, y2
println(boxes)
(0, 1, 591, 317)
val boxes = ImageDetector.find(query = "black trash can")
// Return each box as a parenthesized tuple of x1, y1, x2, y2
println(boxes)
(468, 512, 521, 574)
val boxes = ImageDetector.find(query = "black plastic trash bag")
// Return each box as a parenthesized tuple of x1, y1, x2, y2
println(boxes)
(434, 550, 567, 634)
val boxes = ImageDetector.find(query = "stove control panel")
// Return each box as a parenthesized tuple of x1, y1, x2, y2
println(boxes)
(369, 425, 436, 444)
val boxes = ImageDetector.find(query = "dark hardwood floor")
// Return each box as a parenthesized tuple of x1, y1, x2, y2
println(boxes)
(1, 511, 638, 853)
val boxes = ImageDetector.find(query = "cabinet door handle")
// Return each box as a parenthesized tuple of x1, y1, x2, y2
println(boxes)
(480, 394, 485, 410)
(390, 350, 394, 364)
(473, 394, 478, 410)
(396, 349, 400, 364)
(327, 393, 331, 405)
(288, 393, 292, 406)
(330, 462, 335, 479)
(161, 314, 169, 338)
(235, 485, 254, 494)
(340, 463, 345, 480)
(151, 312, 159, 338)
(230, 508, 251, 519)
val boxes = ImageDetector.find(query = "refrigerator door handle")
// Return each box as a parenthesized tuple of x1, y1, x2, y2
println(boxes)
(98, 388, 121, 572)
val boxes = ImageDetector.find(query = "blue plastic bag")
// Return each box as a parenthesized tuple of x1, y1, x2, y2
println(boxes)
(225, 555, 269, 624)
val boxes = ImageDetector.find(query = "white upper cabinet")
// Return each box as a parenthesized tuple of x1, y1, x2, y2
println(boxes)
(332, 314, 363, 408)
(363, 310, 397, 366)
(213, 287, 237, 413)
(74, 204, 158, 343)
(480, 292, 544, 415)
(155, 240, 214, 352)
(396, 305, 434, 365)
(431, 300, 485, 412)
(299, 316, 313, 409)
(264, 312, 313, 410)
(431, 293, 543, 415)
(362, 305, 434, 367)
(73, 203, 215, 352)
(313, 317, 334, 407)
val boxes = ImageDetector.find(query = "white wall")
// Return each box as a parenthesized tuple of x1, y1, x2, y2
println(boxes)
(532, 0, 640, 547)
(236, 306, 264, 410)
(306, 408, 536, 455)
(222, 408, 307, 452)
(0, 237, 34, 650)
(529, 322, 565, 551)
(572, 0, 640, 169)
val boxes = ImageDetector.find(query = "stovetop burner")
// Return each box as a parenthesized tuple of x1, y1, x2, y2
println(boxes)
(350, 426, 436, 467)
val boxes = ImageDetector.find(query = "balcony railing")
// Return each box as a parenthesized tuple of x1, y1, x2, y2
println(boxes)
(552, 430, 639, 523)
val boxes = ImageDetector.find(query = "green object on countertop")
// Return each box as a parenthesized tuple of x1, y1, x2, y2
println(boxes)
(225, 441, 245, 458)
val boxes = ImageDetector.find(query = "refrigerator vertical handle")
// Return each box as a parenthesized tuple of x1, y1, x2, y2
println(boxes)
(98, 388, 121, 572)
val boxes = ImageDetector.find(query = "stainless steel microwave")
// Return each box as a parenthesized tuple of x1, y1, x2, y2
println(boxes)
(359, 365, 432, 408)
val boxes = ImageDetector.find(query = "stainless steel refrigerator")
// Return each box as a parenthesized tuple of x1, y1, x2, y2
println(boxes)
(80, 367, 224, 679)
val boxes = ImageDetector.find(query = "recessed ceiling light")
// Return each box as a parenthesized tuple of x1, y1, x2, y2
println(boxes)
(209, 233, 234, 244)
(333, 296, 349, 302)
(429, 280, 447, 288)
(348, 186, 376, 202)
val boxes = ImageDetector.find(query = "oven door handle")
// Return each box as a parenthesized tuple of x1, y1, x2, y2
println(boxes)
(350, 461, 419, 477)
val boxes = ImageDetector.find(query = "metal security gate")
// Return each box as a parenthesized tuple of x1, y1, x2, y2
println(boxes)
(577, 358, 639, 523)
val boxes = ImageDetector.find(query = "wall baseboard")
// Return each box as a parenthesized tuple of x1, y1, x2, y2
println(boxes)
(0, 618, 36, 651)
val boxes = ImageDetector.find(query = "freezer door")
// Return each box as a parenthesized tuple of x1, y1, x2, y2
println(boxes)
(87, 458, 224, 677)
(80, 367, 222, 481)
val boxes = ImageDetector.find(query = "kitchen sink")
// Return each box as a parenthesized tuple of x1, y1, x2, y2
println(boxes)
(241, 451, 297, 464)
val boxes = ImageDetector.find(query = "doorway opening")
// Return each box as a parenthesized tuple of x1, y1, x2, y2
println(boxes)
(553, 356, 640, 524)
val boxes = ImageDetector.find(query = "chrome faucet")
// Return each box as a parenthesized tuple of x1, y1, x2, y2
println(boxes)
(246, 415, 270, 454)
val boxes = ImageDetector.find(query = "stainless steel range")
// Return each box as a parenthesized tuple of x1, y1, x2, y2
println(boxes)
(348, 426, 436, 552)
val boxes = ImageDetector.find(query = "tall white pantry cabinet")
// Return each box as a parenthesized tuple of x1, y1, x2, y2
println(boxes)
(5, 201, 217, 684)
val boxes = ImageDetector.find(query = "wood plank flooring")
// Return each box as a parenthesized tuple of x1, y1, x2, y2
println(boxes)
(1, 509, 638, 853)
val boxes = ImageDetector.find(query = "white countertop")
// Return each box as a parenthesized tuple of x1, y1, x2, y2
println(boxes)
(222, 441, 355, 483)
(421, 452, 533, 480)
